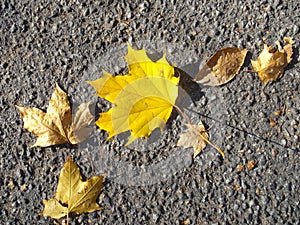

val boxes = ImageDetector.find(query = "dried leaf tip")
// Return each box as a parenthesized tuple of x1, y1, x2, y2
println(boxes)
(283, 37, 294, 45)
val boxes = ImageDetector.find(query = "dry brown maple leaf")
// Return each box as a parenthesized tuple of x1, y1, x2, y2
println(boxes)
(195, 47, 248, 86)
(251, 37, 294, 85)
(16, 83, 94, 147)
(177, 121, 209, 158)
(40, 156, 104, 223)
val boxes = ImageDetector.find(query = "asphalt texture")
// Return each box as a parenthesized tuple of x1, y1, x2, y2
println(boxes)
(1, 0, 299, 224)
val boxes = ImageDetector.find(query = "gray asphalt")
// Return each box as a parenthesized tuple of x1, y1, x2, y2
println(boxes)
(0, 0, 299, 224)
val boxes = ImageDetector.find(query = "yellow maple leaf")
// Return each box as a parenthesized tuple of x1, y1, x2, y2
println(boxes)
(16, 84, 94, 147)
(40, 156, 104, 223)
(87, 44, 179, 144)
(251, 38, 294, 85)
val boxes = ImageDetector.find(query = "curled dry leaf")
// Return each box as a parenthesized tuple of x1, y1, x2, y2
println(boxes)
(87, 43, 179, 145)
(16, 83, 94, 147)
(176, 121, 208, 158)
(195, 47, 248, 86)
(40, 156, 104, 223)
(251, 37, 294, 85)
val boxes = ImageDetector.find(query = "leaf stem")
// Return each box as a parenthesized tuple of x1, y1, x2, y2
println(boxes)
(173, 104, 225, 157)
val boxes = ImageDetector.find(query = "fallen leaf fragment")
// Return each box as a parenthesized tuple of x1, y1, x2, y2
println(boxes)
(183, 219, 190, 225)
(195, 47, 248, 86)
(20, 183, 28, 192)
(274, 110, 281, 116)
(269, 119, 276, 127)
(251, 37, 294, 85)
(7, 178, 15, 189)
(237, 164, 244, 172)
(16, 84, 94, 147)
(274, 105, 286, 116)
(40, 156, 104, 222)
(256, 188, 261, 195)
(234, 185, 241, 191)
(246, 160, 256, 171)
(87, 43, 179, 145)
(176, 121, 208, 158)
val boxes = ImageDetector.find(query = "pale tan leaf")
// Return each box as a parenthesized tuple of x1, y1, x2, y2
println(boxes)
(177, 121, 208, 158)
(195, 47, 248, 86)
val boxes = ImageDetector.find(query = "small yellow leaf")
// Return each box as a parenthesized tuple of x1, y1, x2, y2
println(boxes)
(195, 47, 248, 86)
(87, 44, 179, 144)
(177, 121, 208, 158)
(251, 38, 294, 86)
(40, 156, 104, 221)
(16, 84, 94, 147)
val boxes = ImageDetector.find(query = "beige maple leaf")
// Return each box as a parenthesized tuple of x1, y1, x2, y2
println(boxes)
(16, 83, 94, 147)
(177, 121, 209, 158)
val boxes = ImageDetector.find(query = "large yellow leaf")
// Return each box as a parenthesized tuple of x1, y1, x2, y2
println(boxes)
(40, 156, 104, 222)
(87, 44, 179, 144)
(16, 84, 94, 147)
(251, 37, 294, 85)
